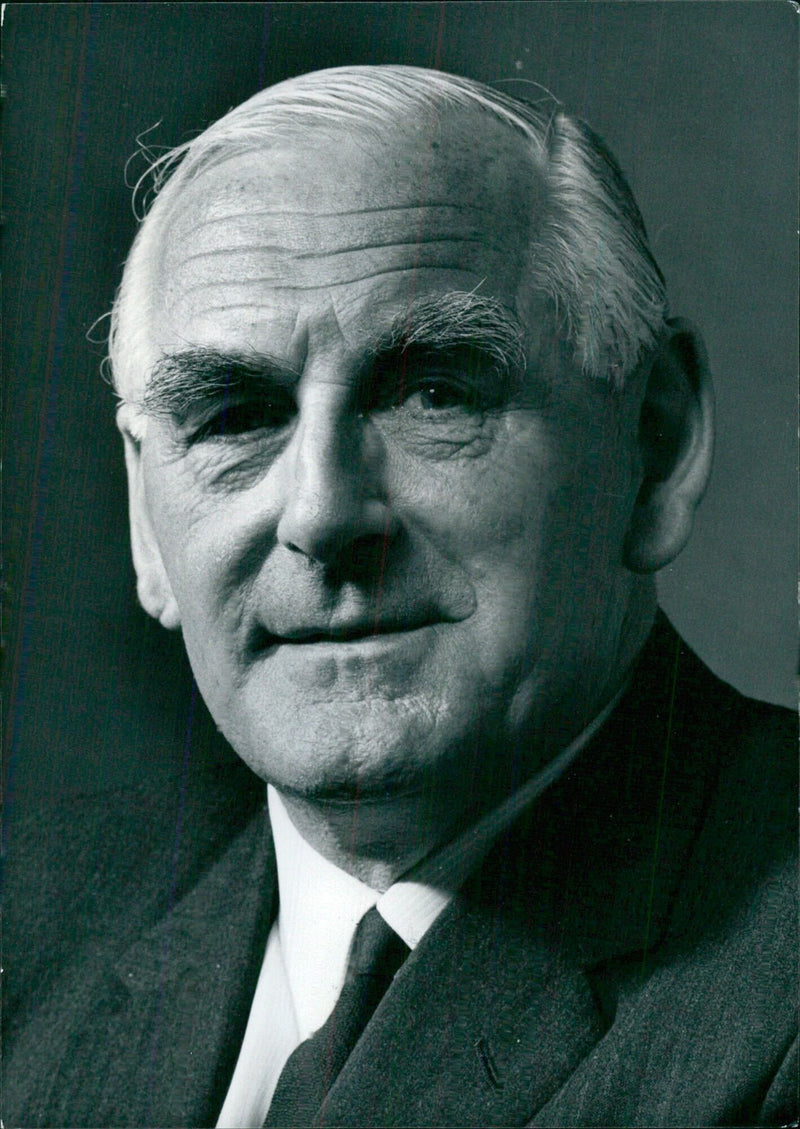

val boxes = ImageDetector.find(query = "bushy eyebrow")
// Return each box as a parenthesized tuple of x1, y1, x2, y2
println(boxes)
(379, 292, 528, 379)
(138, 291, 529, 421)
(140, 350, 299, 422)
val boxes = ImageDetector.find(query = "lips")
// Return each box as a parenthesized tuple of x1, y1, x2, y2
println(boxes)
(248, 616, 438, 653)
(283, 622, 423, 642)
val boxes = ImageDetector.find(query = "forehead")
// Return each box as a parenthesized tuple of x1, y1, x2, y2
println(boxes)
(149, 109, 547, 367)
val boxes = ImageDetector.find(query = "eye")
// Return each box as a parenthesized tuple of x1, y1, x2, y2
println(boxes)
(187, 392, 296, 444)
(362, 345, 515, 421)
(405, 378, 481, 412)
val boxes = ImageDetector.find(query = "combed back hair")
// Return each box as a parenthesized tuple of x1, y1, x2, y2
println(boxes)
(108, 64, 668, 401)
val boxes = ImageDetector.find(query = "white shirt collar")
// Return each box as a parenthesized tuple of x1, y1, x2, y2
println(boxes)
(268, 787, 378, 1039)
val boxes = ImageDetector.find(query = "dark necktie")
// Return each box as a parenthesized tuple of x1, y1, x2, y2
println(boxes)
(263, 906, 410, 1128)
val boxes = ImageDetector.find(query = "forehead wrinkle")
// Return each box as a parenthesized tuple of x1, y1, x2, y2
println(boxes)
(192, 264, 484, 304)
(165, 203, 515, 265)
(291, 235, 503, 259)
(165, 200, 504, 232)
(175, 233, 504, 273)
(177, 245, 288, 264)
(174, 243, 511, 298)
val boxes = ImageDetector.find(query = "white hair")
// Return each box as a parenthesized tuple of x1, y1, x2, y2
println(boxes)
(108, 64, 668, 400)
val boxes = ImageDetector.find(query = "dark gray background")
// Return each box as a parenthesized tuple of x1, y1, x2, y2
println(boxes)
(3, 2, 797, 813)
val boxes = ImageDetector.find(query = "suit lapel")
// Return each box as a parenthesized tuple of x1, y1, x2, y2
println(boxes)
(64, 802, 277, 1128)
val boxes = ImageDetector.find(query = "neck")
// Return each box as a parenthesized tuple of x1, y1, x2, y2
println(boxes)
(276, 789, 462, 892)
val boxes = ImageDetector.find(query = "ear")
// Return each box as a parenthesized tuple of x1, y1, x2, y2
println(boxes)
(623, 318, 714, 574)
(116, 405, 181, 630)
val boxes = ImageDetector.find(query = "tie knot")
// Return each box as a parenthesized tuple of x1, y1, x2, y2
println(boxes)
(347, 906, 409, 982)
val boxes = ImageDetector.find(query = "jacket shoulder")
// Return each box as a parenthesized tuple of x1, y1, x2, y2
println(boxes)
(2, 762, 264, 1010)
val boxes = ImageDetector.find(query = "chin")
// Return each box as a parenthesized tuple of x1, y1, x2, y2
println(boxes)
(241, 752, 435, 810)
(265, 773, 415, 806)
(227, 703, 472, 807)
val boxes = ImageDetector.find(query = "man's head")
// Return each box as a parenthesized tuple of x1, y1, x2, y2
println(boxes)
(112, 66, 712, 837)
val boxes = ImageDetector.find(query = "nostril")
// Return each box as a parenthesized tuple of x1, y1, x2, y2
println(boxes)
(277, 489, 398, 565)
(323, 530, 398, 585)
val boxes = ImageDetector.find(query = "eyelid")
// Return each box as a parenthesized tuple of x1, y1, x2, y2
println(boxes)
(361, 348, 510, 409)
(182, 387, 298, 444)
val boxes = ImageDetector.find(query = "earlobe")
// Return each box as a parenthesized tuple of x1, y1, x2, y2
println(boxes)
(623, 319, 714, 574)
(117, 406, 181, 630)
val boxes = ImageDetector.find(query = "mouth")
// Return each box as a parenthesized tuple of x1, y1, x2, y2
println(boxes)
(248, 618, 439, 654)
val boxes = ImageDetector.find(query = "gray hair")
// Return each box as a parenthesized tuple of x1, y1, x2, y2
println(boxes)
(108, 64, 668, 400)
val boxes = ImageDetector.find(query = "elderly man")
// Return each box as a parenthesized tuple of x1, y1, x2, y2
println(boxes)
(5, 66, 796, 1128)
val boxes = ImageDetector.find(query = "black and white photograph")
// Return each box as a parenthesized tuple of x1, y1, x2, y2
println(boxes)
(3, 4, 797, 1126)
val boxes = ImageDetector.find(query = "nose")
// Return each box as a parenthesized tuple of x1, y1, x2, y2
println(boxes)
(275, 383, 398, 564)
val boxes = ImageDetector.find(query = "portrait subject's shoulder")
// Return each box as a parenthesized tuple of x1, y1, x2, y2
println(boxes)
(711, 681, 797, 832)
(647, 615, 796, 829)
(662, 613, 797, 869)
(2, 761, 265, 998)
(664, 658, 797, 945)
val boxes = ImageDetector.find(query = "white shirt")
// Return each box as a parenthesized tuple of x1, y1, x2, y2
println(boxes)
(216, 692, 621, 1128)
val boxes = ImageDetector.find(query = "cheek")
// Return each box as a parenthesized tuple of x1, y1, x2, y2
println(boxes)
(410, 420, 634, 641)
(142, 449, 229, 624)
(387, 416, 557, 558)
(386, 434, 559, 686)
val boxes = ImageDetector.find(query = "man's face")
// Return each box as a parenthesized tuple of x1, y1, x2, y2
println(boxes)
(131, 110, 643, 821)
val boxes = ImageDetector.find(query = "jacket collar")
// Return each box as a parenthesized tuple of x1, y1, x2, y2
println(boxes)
(325, 874, 608, 1126)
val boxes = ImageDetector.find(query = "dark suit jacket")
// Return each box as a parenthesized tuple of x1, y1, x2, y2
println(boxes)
(4, 615, 797, 1127)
